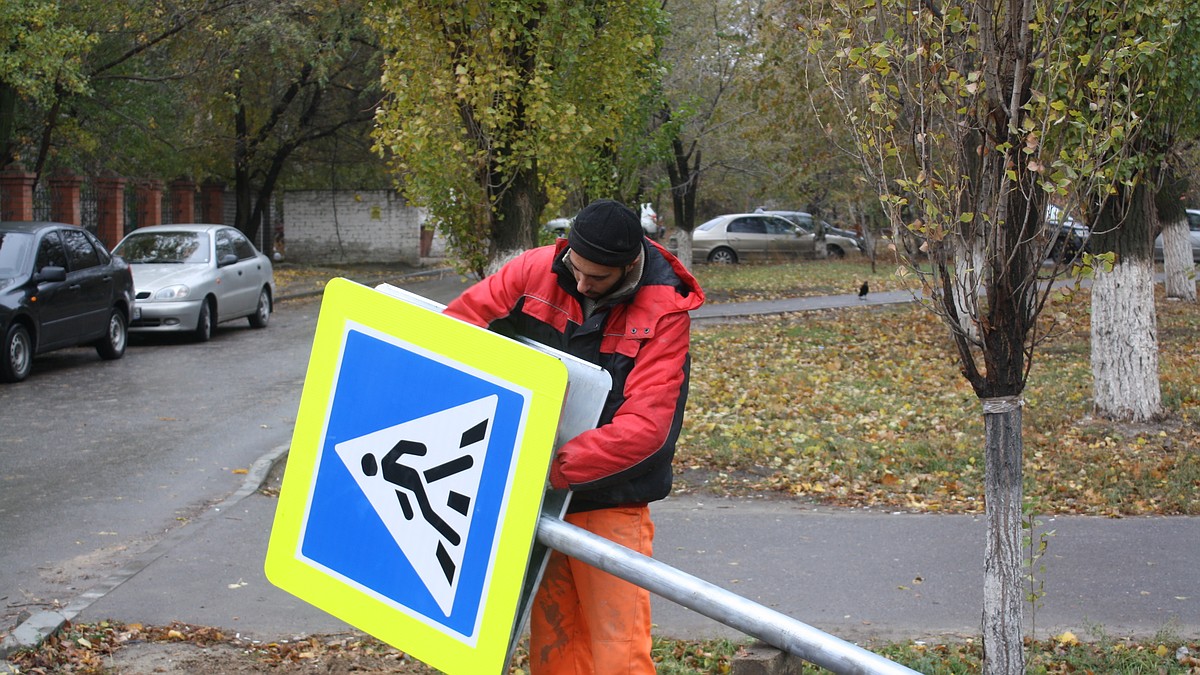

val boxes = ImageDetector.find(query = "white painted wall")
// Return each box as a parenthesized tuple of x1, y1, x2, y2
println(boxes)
(281, 189, 446, 264)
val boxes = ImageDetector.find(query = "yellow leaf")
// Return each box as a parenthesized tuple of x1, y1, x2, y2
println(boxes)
(77, 637, 93, 648)
(1156, 644, 1169, 657)
(168, 629, 184, 640)
(232, 468, 248, 475)
(1055, 631, 1078, 645)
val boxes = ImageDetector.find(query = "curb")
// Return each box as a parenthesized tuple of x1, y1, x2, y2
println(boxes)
(273, 266, 456, 303)
(0, 443, 291, 663)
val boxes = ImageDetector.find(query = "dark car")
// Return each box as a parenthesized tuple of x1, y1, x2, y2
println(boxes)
(1046, 204, 1090, 260)
(0, 221, 136, 383)
(764, 210, 865, 249)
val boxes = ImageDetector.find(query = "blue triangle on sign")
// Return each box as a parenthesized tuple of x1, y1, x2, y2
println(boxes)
(299, 328, 529, 639)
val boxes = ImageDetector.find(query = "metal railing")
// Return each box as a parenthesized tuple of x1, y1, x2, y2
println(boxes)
(537, 515, 919, 675)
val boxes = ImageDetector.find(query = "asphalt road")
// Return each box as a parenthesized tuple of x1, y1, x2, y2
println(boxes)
(0, 298, 322, 633)
(0, 271, 471, 638)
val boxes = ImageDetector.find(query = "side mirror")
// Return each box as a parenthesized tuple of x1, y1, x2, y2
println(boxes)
(218, 253, 238, 267)
(36, 266, 67, 283)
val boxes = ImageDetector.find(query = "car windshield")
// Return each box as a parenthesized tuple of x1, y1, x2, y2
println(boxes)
(0, 232, 33, 277)
(116, 231, 209, 263)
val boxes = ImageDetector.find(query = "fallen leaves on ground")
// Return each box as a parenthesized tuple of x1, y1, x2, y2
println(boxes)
(679, 282, 1200, 517)
(8, 620, 438, 673)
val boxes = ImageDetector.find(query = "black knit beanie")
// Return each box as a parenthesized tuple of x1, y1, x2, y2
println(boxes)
(568, 199, 644, 267)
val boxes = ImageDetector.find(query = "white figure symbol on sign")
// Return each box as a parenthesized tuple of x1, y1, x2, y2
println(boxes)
(333, 395, 497, 615)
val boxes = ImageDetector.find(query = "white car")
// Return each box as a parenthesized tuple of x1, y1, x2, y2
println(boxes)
(547, 205, 663, 240)
(640, 203, 663, 239)
(113, 224, 275, 341)
(543, 217, 571, 238)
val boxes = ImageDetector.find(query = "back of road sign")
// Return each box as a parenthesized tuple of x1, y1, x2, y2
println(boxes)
(265, 278, 610, 674)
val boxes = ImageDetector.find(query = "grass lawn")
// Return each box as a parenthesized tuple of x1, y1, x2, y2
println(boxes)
(683, 258, 1200, 518)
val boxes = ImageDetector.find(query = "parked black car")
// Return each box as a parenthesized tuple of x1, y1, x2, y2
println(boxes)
(0, 221, 136, 383)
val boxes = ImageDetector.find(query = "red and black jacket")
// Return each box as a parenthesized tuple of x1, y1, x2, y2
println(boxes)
(444, 238, 705, 512)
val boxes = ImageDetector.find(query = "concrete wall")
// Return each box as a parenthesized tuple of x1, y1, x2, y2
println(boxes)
(281, 189, 446, 264)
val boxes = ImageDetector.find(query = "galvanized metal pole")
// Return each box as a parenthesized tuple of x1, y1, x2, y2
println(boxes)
(537, 515, 919, 675)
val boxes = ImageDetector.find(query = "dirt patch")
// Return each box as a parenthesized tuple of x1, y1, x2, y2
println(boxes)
(103, 638, 432, 674)
(8, 624, 447, 674)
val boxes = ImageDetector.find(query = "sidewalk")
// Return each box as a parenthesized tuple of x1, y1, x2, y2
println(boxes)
(3, 268, 1196, 668)
(68, 460, 1200, 645)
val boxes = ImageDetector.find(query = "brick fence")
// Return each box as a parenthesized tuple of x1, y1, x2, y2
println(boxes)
(1, 167, 444, 264)
(0, 166, 231, 249)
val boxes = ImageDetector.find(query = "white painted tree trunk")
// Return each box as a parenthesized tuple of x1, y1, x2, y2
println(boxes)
(953, 235, 983, 342)
(1090, 259, 1162, 421)
(982, 399, 1025, 675)
(1160, 215, 1197, 302)
(486, 247, 527, 276)
(673, 228, 695, 270)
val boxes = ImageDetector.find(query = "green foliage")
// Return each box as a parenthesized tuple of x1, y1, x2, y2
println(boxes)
(370, 0, 664, 272)
(0, 0, 94, 103)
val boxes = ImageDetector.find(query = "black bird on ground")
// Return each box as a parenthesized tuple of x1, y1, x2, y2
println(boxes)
(858, 281, 869, 299)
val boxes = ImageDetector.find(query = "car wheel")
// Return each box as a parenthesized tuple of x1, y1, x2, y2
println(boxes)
(826, 244, 846, 259)
(1, 323, 33, 383)
(95, 308, 127, 360)
(707, 247, 738, 264)
(248, 287, 271, 328)
(194, 299, 214, 342)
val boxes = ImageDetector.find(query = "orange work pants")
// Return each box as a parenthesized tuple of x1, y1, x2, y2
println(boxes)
(529, 505, 656, 675)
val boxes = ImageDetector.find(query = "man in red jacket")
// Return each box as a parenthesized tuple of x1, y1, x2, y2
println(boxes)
(444, 199, 704, 674)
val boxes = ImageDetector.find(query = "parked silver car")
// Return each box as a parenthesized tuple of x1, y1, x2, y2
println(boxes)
(544, 217, 571, 238)
(692, 213, 862, 264)
(1154, 209, 1200, 262)
(113, 224, 275, 341)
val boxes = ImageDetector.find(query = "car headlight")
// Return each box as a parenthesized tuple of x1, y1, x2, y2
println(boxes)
(154, 284, 191, 300)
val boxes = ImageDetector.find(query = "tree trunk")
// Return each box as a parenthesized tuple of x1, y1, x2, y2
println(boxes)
(953, 234, 983, 342)
(665, 116, 700, 268)
(1089, 182, 1162, 422)
(1159, 213, 1196, 301)
(1091, 260, 1162, 420)
(487, 164, 545, 274)
(1155, 168, 1195, 302)
(0, 83, 16, 166)
(233, 92, 256, 240)
(673, 228, 694, 269)
(982, 399, 1025, 675)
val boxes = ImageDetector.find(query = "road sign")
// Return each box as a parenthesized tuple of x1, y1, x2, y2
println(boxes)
(266, 278, 570, 673)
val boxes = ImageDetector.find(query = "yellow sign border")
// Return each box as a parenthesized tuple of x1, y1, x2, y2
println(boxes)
(266, 278, 567, 673)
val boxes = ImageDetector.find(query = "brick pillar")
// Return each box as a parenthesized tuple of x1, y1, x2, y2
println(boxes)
(169, 177, 196, 223)
(201, 179, 225, 224)
(135, 179, 163, 228)
(95, 175, 127, 248)
(0, 164, 37, 222)
(49, 172, 84, 226)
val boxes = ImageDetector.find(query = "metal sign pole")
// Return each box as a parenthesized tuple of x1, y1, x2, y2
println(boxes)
(536, 515, 919, 675)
